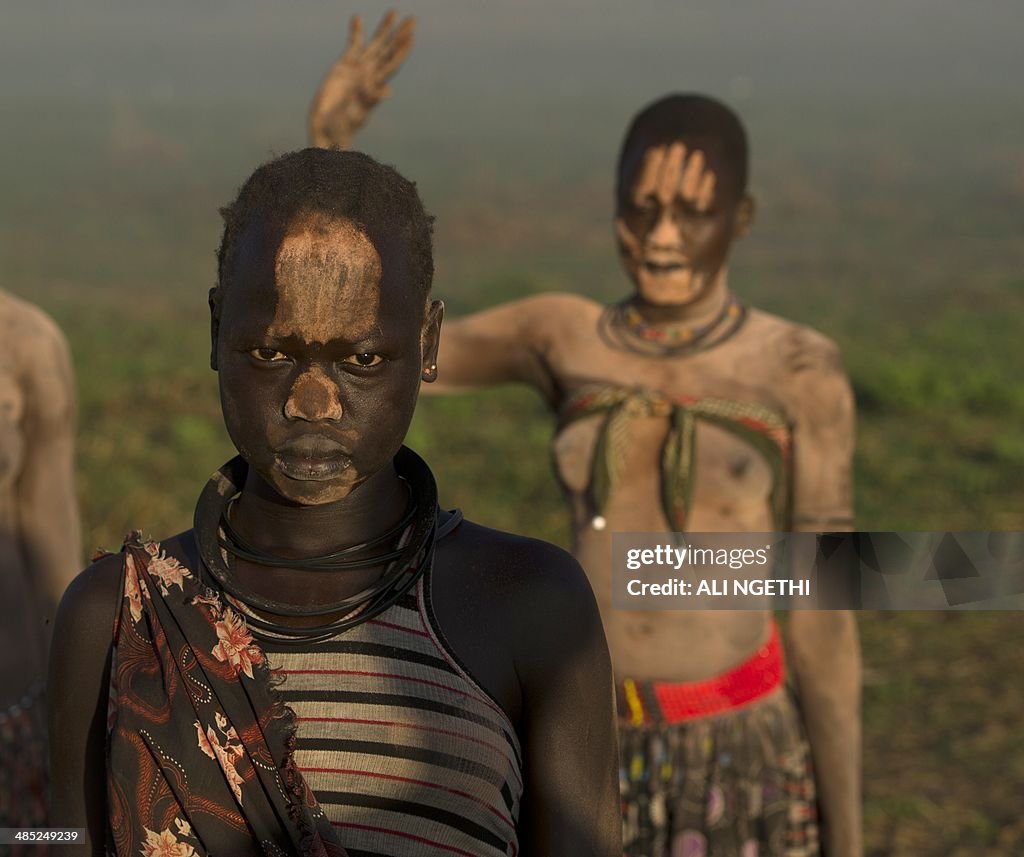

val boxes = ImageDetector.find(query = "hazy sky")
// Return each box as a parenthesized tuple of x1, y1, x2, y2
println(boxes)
(3, 0, 1021, 105)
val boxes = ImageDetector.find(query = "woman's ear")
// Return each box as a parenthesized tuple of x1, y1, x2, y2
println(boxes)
(209, 287, 221, 371)
(733, 193, 756, 240)
(420, 299, 444, 382)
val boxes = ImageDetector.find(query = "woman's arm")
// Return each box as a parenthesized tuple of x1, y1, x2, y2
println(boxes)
(428, 293, 590, 406)
(511, 548, 621, 856)
(49, 555, 122, 857)
(308, 12, 415, 149)
(784, 333, 862, 857)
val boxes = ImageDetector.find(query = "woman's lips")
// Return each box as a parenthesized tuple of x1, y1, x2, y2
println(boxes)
(643, 259, 689, 274)
(274, 453, 352, 482)
(273, 437, 352, 481)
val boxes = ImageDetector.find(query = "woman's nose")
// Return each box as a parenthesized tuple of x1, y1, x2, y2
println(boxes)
(647, 209, 683, 248)
(284, 365, 343, 422)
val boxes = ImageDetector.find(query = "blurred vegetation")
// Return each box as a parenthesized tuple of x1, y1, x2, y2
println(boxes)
(2, 94, 1022, 855)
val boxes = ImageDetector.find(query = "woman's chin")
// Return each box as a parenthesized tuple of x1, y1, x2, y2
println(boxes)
(635, 277, 704, 308)
(265, 467, 362, 507)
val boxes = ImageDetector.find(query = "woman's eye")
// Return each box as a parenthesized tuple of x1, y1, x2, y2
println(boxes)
(250, 348, 288, 362)
(343, 353, 384, 368)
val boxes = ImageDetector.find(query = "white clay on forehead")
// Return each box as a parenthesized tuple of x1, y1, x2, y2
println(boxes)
(269, 217, 383, 345)
(655, 142, 687, 201)
(697, 172, 716, 211)
(632, 144, 718, 208)
(681, 150, 706, 200)
(632, 146, 667, 202)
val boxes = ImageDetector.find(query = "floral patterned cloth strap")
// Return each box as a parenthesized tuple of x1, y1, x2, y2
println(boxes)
(107, 533, 347, 857)
(558, 385, 793, 531)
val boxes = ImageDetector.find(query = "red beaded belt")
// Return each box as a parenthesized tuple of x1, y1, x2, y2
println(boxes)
(618, 621, 784, 725)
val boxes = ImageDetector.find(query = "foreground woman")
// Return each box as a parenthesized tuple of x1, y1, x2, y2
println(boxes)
(49, 147, 619, 856)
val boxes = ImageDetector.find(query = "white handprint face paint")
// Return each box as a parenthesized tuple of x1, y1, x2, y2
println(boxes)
(615, 139, 745, 307)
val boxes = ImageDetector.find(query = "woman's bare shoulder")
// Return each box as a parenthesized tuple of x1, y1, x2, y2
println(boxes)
(0, 289, 70, 346)
(437, 518, 596, 618)
(55, 551, 125, 644)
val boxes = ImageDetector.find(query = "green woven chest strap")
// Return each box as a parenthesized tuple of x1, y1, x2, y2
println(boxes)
(558, 385, 793, 531)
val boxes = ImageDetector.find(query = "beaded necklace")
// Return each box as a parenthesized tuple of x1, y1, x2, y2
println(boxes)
(599, 293, 748, 357)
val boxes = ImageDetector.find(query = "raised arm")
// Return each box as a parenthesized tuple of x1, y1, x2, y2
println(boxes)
(49, 555, 122, 857)
(783, 334, 862, 857)
(513, 549, 621, 856)
(15, 307, 81, 657)
(308, 11, 415, 149)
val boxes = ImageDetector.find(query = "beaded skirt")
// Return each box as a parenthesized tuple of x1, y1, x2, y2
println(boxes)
(618, 627, 820, 857)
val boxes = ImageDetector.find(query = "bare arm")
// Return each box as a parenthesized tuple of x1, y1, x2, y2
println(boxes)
(788, 610, 860, 856)
(49, 555, 122, 857)
(308, 11, 415, 149)
(17, 311, 81, 659)
(784, 335, 862, 857)
(430, 294, 584, 405)
(513, 551, 621, 855)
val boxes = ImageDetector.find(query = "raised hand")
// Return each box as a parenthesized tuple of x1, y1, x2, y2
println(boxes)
(308, 11, 415, 149)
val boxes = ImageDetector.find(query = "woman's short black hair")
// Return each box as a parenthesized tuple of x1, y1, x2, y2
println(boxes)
(216, 148, 434, 299)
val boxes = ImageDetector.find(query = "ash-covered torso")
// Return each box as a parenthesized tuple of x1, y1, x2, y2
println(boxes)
(499, 294, 851, 682)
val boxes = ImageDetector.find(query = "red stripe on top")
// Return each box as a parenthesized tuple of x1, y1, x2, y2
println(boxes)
(330, 820, 483, 857)
(296, 715, 523, 787)
(365, 618, 431, 637)
(299, 766, 514, 832)
(274, 668, 493, 707)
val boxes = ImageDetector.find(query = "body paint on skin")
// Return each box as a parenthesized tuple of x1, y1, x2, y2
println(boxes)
(270, 216, 383, 345)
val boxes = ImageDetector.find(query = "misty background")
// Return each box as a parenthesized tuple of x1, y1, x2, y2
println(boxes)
(2, 3, 1023, 854)
(3, 0, 1022, 299)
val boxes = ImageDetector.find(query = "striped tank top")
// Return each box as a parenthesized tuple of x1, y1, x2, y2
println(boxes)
(261, 573, 523, 857)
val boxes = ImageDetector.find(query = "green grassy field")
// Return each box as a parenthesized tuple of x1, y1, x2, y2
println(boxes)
(3, 94, 1023, 855)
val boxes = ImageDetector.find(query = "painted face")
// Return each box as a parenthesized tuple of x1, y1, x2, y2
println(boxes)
(213, 213, 439, 505)
(615, 140, 749, 306)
